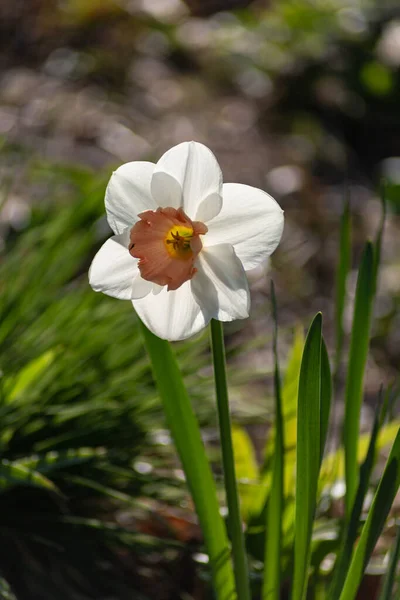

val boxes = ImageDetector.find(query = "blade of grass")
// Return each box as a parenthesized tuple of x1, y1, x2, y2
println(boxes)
(210, 319, 251, 600)
(292, 313, 322, 600)
(329, 388, 386, 599)
(339, 428, 400, 600)
(344, 242, 375, 518)
(320, 338, 332, 462)
(378, 524, 400, 600)
(335, 197, 351, 374)
(140, 323, 236, 600)
(263, 281, 284, 600)
(0, 460, 57, 493)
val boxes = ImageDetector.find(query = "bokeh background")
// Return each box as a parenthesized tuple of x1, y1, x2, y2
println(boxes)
(1, 1, 400, 599)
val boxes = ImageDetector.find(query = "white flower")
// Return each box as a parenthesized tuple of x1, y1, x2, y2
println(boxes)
(89, 141, 284, 341)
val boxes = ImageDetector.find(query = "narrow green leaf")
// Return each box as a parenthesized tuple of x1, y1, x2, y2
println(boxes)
(5, 350, 56, 403)
(335, 198, 351, 373)
(378, 525, 400, 600)
(140, 323, 236, 600)
(0, 459, 57, 493)
(263, 280, 284, 600)
(320, 337, 332, 462)
(344, 242, 375, 517)
(15, 447, 106, 474)
(339, 428, 400, 600)
(292, 313, 322, 600)
(210, 319, 251, 600)
(65, 475, 138, 506)
(329, 389, 385, 599)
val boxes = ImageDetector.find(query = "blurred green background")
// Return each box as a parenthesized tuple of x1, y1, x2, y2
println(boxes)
(1, 1, 400, 598)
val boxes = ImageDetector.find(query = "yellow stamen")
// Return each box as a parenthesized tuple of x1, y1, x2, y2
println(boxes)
(165, 225, 194, 259)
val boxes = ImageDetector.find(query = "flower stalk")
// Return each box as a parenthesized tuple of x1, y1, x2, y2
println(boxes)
(141, 322, 236, 600)
(210, 319, 251, 600)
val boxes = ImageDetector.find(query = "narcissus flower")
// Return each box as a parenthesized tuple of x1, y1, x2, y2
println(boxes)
(89, 141, 284, 341)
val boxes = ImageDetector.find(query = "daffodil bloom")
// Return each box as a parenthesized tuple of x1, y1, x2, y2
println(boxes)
(89, 141, 284, 341)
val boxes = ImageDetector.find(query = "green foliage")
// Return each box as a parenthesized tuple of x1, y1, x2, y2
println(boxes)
(334, 198, 351, 373)
(292, 313, 323, 600)
(340, 429, 400, 600)
(378, 525, 400, 600)
(230, 198, 398, 599)
(1, 146, 399, 600)
(329, 390, 388, 599)
(344, 242, 376, 517)
(0, 153, 219, 599)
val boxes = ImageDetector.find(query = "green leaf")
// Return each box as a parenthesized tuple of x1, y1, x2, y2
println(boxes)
(263, 280, 284, 600)
(344, 242, 375, 517)
(140, 322, 236, 600)
(329, 389, 386, 599)
(378, 524, 400, 600)
(15, 447, 106, 474)
(5, 350, 56, 403)
(335, 198, 351, 372)
(292, 313, 322, 600)
(281, 325, 304, 495)
(339, 428, 400, 600)
(0, 459, 57, 493)
(320, 337, 332, 462)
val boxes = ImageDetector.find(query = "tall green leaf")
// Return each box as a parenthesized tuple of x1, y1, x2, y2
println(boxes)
(329, 390, 386, 599)
(263, 281, 284, 600)
(140, 323, 236, 600)
(344, 242, 375, 517)
(335, 198, 351, 373)
(339, 429, 400, 600)
(292, 313, 322, 600)
(320, 338, 332, 462)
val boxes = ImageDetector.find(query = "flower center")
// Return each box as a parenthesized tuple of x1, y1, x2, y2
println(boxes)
(165, 225, 195, 259)
(129, 207, 207, 292)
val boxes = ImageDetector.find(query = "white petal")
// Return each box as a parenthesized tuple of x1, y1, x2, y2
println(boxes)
(131, 273, 154, 299)
(150, 171, 182, 209)
(152, 283, 164, 295)
(105, 161, 157, 234)
(89, 231, 138, 300)
(195, 192, 223, 223)
(132, 280, 206, 341)
(152, 141, 223, 219)
(191, 244, 250, 322)
(204, 183, 284, 270)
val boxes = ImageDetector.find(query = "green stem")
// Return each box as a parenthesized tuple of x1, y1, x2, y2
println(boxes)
(141, 323, 236, 600)
(210, 319, 251, 600)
